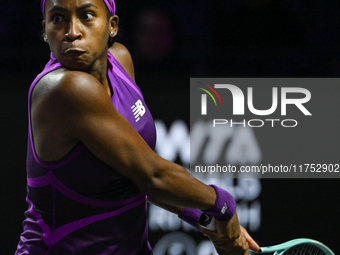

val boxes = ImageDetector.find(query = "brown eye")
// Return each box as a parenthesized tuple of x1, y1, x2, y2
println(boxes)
(82, 13, 94, 20)
(52, 15, 63, 23)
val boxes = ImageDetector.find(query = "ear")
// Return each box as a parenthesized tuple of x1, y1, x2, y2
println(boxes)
(109, 15, 119, 37)
(42, 20, 46, 33)
(42, 20, 47, 41)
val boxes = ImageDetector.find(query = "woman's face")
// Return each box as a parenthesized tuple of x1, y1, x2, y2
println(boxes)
(43, 0, 116, 71)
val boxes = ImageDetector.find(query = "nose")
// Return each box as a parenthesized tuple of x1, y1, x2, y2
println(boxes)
(65, 18, 82, 41)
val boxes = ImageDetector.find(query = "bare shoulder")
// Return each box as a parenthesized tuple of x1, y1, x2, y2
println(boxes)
(33, 69, 111, 120)
(35, 69, 104, 104)
(108, 42, 135, 81)
(31, 69, 114, 161)
(36, 69, 100, 92)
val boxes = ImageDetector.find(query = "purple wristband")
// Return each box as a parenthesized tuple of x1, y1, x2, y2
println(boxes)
(178, 208, 201, 230)
(202, 185, 236, 221)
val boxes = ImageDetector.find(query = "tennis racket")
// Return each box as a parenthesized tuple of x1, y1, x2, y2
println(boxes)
(199, 214, 334, 255)
(251, 238, 335, 255)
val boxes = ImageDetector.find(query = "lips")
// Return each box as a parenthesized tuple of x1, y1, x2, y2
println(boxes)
(63, 48, 86, 55)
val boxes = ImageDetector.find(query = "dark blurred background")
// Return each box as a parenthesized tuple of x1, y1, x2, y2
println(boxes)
(1, 0, 340, 254)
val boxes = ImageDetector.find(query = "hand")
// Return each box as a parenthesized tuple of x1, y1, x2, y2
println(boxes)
(199, 213, 261, 255)
(240, 226, 261, 253)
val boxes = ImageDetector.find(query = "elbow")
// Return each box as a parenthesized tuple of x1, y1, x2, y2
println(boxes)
(137, 160, 172, 198)
(142, 169, 167, 197)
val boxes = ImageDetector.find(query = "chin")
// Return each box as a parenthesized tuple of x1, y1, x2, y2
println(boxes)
(62, 60, 90, 71)
(57, 54, 89, 71)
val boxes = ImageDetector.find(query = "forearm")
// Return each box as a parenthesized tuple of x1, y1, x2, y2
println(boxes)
(147, 197, 183, 215)
(141, 158, 216, 211)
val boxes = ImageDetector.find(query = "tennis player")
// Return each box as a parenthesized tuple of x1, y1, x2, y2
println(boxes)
(15, 0, 261, 254)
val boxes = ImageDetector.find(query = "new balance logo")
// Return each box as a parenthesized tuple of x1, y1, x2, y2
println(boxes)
(221, 203, 228, 214)
(131, 99, 146, 122)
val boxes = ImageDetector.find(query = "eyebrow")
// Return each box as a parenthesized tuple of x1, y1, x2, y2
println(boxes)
(48, 3, 99, 14)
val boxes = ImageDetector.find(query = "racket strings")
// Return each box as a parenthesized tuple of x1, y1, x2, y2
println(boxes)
(284, 244, 326, 255)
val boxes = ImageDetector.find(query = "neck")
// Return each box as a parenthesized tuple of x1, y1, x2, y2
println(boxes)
(85, 51, 110, 94)
(89, 61, 108, 85)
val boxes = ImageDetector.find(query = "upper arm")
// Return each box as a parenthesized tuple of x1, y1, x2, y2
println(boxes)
(109, 42, 136, 82)
(44, 71, 160, 190)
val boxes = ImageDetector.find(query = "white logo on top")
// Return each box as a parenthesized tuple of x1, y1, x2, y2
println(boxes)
(221, 203, 228, 214)
(131, 99, 146, 122)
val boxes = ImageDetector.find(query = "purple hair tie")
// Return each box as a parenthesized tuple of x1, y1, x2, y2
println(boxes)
(102, 0, 116, 15)
(41, 0, 116, 16)
(202, 185, 236, 221)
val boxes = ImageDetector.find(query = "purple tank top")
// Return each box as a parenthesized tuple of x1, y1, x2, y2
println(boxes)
(15, 52, 156, 255)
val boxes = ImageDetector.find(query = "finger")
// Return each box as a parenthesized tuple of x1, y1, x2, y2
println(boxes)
(233, 233, 249, 255)
(225, 234, 249, 255)
(240, 227, 261, 252)
(240, 233, 250, 255)
(213, 234, 249, 255)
